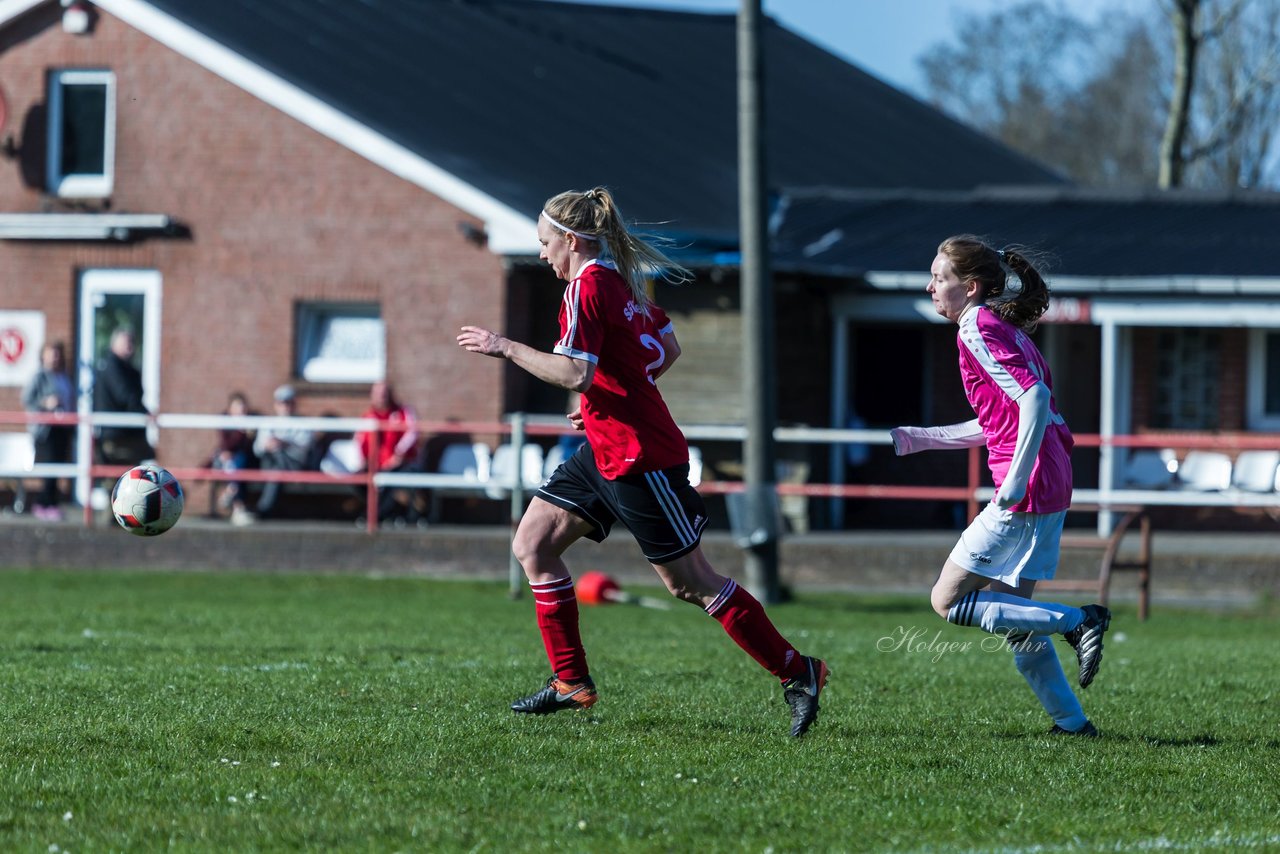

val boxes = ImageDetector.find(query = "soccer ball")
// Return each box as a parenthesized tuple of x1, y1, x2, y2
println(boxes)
(111, 464, 184, 536)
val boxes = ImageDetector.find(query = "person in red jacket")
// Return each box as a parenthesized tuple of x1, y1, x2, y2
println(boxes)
(458, 187, 828, 737)
(354, 381, 418, 522)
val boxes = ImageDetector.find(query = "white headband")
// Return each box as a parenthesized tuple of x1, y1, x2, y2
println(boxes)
(541, 210, 598, 241)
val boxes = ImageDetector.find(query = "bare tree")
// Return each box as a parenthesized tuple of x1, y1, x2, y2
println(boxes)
(1062, 18, 1167, 187)
(1170, 0, 1280, 187)
(919, 0, 1280, 190)
(1158, 0, 1200, 188)
(919, 1, 1154, 186)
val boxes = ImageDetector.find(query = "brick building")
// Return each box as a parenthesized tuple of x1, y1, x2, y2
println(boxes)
(770, 188, 1280, 529)
(2, 0, 1274, 530)
(0, 0, 1056, 486)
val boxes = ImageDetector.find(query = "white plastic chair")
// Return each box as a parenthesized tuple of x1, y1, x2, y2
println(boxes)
(1230, 450, 1280, 493)
(319, 438, 364, 475)
(436, 442, 492, 482)
(542, 443, 568, 480)
(0, 432, 35, 513)
(1176, 451, 1233, 491)
(486, 443, 545, 497)
(1120, 449, 1175, 489)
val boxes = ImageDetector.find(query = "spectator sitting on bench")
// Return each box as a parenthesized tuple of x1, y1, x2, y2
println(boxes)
(210, 391, 257, 526)
(253, 384, 316, 520)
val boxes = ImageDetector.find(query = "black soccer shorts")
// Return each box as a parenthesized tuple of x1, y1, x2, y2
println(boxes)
(536, 443, 708, 564)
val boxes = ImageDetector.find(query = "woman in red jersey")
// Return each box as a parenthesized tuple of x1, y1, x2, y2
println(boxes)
(458, 187, 827, 736)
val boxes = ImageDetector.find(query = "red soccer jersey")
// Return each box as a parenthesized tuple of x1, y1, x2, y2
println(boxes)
(553, 260, 689, 479)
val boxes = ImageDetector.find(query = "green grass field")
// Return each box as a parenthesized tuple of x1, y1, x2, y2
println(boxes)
(0, 569, 1277, 852)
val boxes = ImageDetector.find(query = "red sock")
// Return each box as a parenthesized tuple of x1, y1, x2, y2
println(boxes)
(530, 576, 589, 683)
(705, 579, 803, 680)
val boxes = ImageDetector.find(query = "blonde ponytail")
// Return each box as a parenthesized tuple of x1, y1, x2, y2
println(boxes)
(543, 187, 693, 308)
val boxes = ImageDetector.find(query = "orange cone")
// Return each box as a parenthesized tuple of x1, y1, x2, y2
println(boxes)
(577, 571, 670, 610)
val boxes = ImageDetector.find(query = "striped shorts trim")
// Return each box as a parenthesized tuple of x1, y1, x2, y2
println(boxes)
(537, 443, 708, 564)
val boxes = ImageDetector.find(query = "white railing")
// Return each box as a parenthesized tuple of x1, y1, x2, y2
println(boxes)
(4, 411, 1280, 519)
(4, 409, 1280, 595)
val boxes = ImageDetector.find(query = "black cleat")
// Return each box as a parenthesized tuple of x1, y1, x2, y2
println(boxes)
(511, 675, 598, 714)
(1049, 720, 1100, 737)
(1063, 604, 1111, 689)
(782, 656, 829, 738)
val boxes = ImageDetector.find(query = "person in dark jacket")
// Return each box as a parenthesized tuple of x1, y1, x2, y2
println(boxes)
(93, 328, 154, 466)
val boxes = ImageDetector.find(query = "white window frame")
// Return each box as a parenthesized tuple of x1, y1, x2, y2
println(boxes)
(47, 69, 117, 198)
(75, 269, 162, 505)
(296, 302, 385, 383)
(1246, 328, 1280, 431)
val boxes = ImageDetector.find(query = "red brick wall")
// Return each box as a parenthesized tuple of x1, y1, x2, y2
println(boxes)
(1220, 330, 1247, 432)
(0, 8, 509, 468)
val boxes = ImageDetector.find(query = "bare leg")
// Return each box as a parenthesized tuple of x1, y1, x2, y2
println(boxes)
(512, 496, 594, 584)
(930, 558, 993, 619)
(511, 496, 597, 686)
(648, 545, 729, 607)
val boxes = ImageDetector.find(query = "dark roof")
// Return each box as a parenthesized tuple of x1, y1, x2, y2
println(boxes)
(138, 0, 1065, 245)
(771, 187, 1280, 278)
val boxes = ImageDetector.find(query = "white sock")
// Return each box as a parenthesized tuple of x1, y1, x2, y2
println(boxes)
(1010, 633, 1088, 731)
(948, 591, 1084, 636)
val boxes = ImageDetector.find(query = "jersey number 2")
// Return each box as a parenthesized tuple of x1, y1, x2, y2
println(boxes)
(640, 334, 665, 385)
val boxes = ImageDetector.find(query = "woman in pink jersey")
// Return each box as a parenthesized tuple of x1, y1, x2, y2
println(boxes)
(458, 187, 828, 737)
(891, 234, 1110, 737)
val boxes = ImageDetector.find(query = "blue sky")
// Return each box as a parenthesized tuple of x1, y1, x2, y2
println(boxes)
(552, 0, 1152, 97)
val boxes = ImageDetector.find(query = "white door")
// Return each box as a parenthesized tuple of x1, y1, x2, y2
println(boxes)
(76, 269, 162, 503)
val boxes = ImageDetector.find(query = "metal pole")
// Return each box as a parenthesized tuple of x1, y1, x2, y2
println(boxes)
(365, 427, 379, 533)
(508, 412, 526, 599)
(1098, 321, 1118, 535)
(738, 0, 780, 601)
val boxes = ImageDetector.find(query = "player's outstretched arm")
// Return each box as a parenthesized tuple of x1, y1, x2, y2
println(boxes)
(458, 326, 595, 392)
(889, 420, 985, 456)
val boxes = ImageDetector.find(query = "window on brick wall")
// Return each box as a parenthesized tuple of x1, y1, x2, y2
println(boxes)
(1247, 329, 1280, 430)
(296, 303, 385, 383)
(47, 69, 116, 198)
(1152, 329, 1221, 430)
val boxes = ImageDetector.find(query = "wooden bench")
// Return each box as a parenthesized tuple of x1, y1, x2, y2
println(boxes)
(1042, 508, 1153, 620)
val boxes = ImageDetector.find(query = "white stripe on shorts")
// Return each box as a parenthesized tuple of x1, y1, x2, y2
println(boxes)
(644, 469, 697, 547)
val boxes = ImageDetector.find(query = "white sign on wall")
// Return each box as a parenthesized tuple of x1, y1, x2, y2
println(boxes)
(0, 311, 45, 387)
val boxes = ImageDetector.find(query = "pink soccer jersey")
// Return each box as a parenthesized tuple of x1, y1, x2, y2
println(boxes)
(956, 305, 1074, 513)
(553, 260, 689, 479)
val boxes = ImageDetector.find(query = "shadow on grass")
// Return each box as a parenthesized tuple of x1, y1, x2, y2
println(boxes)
(1134, 733, 1222, 747)
(792, 596, 924, 616)
(992, 729, 1269, 749)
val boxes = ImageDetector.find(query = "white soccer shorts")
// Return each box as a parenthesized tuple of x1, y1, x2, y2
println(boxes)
(948, 502, 1066, 584)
